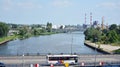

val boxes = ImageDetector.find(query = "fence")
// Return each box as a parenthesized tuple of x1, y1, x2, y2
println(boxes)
(1, 63, 120, 67)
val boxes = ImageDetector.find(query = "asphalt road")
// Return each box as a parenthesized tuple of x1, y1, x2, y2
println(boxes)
(0, 54, 120, 67)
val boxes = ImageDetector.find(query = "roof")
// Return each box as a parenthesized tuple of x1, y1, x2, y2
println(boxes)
(47, 55, 78, 57)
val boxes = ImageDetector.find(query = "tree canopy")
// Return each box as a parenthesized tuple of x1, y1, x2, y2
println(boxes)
(84, 27, 101, 42)
(84, 24, 120, 44)
(46, 22, 52, 32)
(0, 22, 9, 37)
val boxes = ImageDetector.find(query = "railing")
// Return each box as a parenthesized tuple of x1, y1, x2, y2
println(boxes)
(1, 62, 120, 67)
(1, 52, 118, 56)
(0, 53, 120, 67)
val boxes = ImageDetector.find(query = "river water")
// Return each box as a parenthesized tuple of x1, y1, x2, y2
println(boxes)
(0, 31, 102, 55)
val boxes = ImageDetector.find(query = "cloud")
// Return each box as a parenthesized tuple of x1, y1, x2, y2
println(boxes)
(2, 0, 13, 11)
(51, 0, 72, 8)
(17, 2, 42, 9)
(1, 0, 42, 11)
(97, 2, 120, 9)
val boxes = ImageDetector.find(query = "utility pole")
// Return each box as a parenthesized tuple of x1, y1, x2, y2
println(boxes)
(90, 12, 92, 26)
(71, 33, 73, 55)
(94, 36, 98, 67)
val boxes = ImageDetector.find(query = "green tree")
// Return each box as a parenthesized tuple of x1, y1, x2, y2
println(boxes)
(0, 22, 9, 37)
(84, 27, 101, 42)
(33, 29, 38, 35)
(60, 25, 63, 29)
(102, 29, 108, 35)
(46, 22, 52, 32)
(109, 24, 117, 31)
(107, 30, 119, 43)
(19, 26, 27, 36)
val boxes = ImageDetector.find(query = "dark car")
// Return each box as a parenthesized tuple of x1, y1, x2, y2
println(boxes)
(0, 62, 5, 67)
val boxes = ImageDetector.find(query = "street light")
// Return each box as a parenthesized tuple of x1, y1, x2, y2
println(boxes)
(71, 33, 73, 55)
(22, 40, 25, 67)
(22, 53, 24, 67)
(94, 36, 98, 67)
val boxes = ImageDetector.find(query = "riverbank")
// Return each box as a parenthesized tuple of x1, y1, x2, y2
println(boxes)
(84, 41, 120, 54)
(0, 32, 57, 45)
(0, 35, 18, 45)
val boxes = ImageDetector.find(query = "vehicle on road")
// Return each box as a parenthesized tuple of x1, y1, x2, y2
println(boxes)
(0, 62, 5, 67)
(46, 55, 78, 64)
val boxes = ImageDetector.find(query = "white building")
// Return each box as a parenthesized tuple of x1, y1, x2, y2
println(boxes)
(52, 25, 65, 29)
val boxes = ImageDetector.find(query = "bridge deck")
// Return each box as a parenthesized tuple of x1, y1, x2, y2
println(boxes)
(0, 55, 120, 67)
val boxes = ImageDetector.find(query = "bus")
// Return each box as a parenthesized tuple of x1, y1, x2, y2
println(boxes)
(46, 55, 78, 64)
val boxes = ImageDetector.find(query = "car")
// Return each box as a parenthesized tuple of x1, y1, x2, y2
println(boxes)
(0, 62, 5, 67)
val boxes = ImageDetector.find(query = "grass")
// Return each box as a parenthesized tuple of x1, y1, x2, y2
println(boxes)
(111, 42, 120, 46)
(113, 49, 120, 54)
(18, 32, 57, 40)
(0, 35, 18, 44)
(39, 32, 56, 35)
(0, 32, 57, 43)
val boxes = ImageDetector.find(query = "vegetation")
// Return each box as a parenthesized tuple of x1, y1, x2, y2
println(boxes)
(84, 27, 101, 42)
(18, 22, 54, 39)
(84, 24, 120, 44)
(0, 21, 55, 43)
(46, 22, 52, 32)
(0, 35, 18, 43)
(84, 24, 120, 53)
(0, 22, 9, 37)
(113, 49, 120, 54)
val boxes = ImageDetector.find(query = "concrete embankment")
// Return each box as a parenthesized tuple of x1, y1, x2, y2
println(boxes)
(84, 41, 120, 54)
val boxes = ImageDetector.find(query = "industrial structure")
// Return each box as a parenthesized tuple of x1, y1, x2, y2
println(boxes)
(83, 12, 109, 30)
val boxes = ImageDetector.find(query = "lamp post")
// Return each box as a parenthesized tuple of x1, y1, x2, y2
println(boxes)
(22, 40, 25, 67)
(22, 53, 24, 67)
(71, 32, 73, 55)
(94, 37, 98, 67)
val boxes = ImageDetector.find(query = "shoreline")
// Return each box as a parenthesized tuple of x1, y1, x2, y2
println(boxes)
(0, 39, 13, 45)
(0, 32, 57, 45)
(0, 35, 18, 45)
(84, 41, 120, 54)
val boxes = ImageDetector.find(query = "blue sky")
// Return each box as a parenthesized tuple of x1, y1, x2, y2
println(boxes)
(0, 0, 120, 25)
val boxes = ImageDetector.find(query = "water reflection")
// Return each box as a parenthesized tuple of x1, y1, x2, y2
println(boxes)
(0, 32, 102, 55)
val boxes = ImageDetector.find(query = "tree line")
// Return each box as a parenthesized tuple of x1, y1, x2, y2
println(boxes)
(84, 24, 120, 45)
(0, 22, 9, 37)
(0, 21, 53, 39)
(18, 22, 53, 39)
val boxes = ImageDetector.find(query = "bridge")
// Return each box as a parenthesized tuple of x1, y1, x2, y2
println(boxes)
(0, 54, 120, 67)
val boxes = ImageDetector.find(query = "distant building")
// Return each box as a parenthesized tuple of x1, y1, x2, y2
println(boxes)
(93, 21, 98, 28)
(8, 30, 19, 36)
(41, 24, 46, 28)
(83, 24, 87, 29)
(52, 25, 65, 29)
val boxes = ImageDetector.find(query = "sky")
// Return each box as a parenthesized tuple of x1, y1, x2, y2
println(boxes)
(0, 0, 120, 25)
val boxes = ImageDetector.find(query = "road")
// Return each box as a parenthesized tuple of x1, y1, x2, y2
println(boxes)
(0, 54, 120, 67)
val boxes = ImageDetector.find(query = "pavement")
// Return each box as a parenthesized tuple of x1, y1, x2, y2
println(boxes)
(84, 41, 120, 54)
(0, 54, 120, 66)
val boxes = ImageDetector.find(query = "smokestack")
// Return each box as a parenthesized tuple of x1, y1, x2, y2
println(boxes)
(90, 12, 92, 25)
(85, 13, 86, 24)
(101, 16, 104, 30)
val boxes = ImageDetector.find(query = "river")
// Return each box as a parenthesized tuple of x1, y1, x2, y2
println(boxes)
(0, 31, 102, 55)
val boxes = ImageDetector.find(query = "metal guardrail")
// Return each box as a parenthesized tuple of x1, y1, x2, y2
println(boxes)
(0, 54, 120, 67)
(0, 53, 120, 56)
(1, 63, 120, 67)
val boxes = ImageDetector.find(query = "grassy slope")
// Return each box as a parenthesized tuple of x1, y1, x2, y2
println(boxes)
(0, 35, 18, 44)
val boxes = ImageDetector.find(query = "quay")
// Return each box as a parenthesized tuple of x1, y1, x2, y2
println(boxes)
(84, 41, 120, 54)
